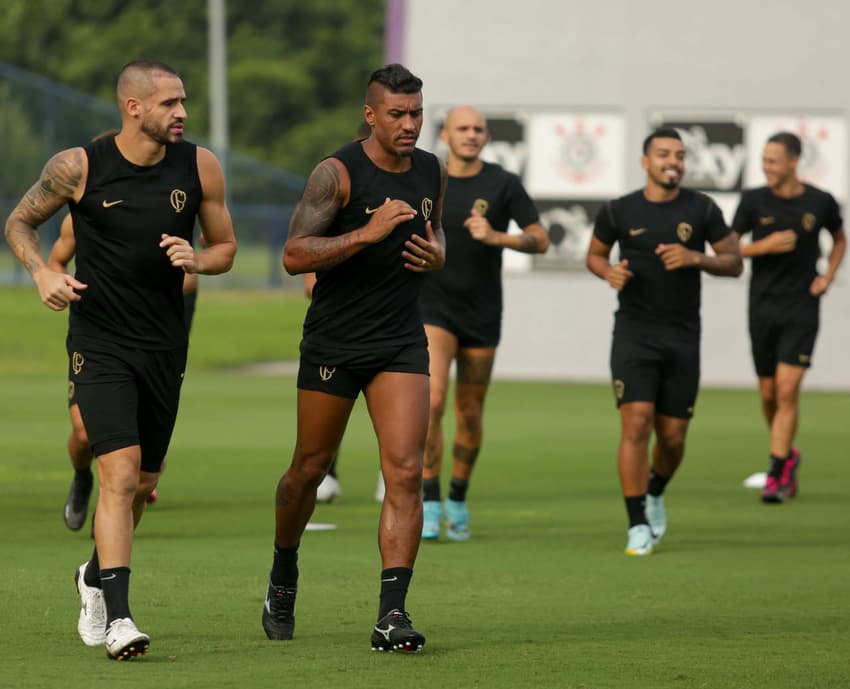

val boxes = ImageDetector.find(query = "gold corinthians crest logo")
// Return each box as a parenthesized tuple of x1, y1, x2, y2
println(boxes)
(170, 189, 187, 213)
(68, 381, 75, 401)
(676, 222, 693, 243)
(72, 352, 85, 375)
(613, 379, 625, 401)
(798, 353, 811, 364)
(319, 366, 336, 382)
(802, 213, 816, 232)
(473, 198, 489, 216)
(421, 197, 433, 220)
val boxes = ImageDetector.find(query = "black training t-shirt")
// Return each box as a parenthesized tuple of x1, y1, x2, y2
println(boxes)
(301, 141, 442, 364)
(419, 162, 539, 328)
(594, 188, 731, 332)
(732, 184, 842, 307)
(69, 136, 201, 349)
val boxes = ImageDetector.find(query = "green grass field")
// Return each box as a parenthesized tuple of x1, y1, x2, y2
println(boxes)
(1, 287, 848, 689)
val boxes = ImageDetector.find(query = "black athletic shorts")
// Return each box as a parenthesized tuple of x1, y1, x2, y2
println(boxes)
(183, 289, 198, 336)
(749, 301, 819, 377)
(610, 320, 700, 419)
(297, 343, 429, 399)
(421, 303, 500, 348)
(66, 334, 187, 472)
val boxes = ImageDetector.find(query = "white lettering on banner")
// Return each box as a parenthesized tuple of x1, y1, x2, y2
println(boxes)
(676, 126, 745, 190)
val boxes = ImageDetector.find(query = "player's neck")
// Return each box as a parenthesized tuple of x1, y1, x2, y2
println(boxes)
(114, 131, 166, 167)
(769, 177, 805, 199)
(643, 182, 680, 203)
(447, 155, 483, 178)
(361, 138, 413, 173)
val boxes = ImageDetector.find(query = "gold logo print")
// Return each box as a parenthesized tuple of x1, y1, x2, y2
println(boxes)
(72, 352, 85, 375)
(677, 222, 693, 243)
(473, 198, 489, 216)
(613, 379, 625, 401)
(170, 189, 187, 213)
(798, 354, 811, 364)
(629, 228, 647, 237)
(802, 213, 816, 232)
(759, 216, 775, 226)
(319, 366, 336, 382)
(421, 197, 433, 220)
(102, 199, 124, 208)
(68, 381, 75, 401)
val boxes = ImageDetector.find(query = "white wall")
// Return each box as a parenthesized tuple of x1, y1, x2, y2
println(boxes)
(404, 0, 850, 389)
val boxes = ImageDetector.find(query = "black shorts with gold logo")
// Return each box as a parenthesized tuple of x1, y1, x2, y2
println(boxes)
(297, 343, 429, 399)
(610, 319, 700, 419)
(749, 299, 819, 377)
(66, 334, 187, 472)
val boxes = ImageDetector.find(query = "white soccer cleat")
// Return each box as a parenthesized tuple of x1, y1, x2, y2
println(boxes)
(624, 524, 654, 556)
(75, 562, 106, 646)
(645, 494, 667, 545)
(315, 474, 341, 503)
(105, 617, 150, 660)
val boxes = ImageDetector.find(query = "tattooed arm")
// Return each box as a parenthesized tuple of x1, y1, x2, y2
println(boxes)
(282, 157, 417, 275)
(5, 148, 89, 310)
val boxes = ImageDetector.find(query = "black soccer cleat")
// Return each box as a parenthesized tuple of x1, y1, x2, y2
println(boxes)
(262, 581, 297, 640)
(370, 609, 425, 653)
(64, 470, 94, 531)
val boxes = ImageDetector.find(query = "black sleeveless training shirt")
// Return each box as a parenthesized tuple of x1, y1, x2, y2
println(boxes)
(301, 141, 442, 364)
(68, 136, 201, 349)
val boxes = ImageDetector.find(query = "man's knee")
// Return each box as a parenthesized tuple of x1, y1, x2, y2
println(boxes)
(620, 406, 654, 443)
(292, 449, 336, 488)
(455, 400, 484, 435)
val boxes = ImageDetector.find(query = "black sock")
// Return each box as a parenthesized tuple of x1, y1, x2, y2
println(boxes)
(769, 453, 789, 479)
(378, 567, 412, 619)
(448, 478, 468, 502)
(75, 467, 93, 481)
(84, 547, 101, 588)
(271, 544, 299, 588)
(647, 470, 670, 497)
(327, 453, 339, 479)
(422, 477, 441, 502)
(625, 495, 648, 527)
(100, 567, 132, 624)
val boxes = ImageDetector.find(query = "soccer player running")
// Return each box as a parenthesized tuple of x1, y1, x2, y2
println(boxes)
(4, 59, 236, 660)
(731, 132, 846, 504)
(50, 212, 200, 530)
(418, 106, 549, 541)
(586, 129, 742, 556)
(262, 64, 446, 652)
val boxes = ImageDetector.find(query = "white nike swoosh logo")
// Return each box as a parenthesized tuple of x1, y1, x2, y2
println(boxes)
(102, 199, 124, 208)
(100, 573, 117, 581)
(381, 576, 398, 582)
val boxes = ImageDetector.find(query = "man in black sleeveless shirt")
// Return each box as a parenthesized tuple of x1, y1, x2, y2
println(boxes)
(732, 132, 846, 504)
(4, 60, 236, 660)
(262, 64, 445, 653)
(418, 106, 549, 541)
(586, 129, 742, 556)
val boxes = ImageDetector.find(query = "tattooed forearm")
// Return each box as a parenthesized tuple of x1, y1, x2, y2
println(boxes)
(518, 233, 540, 252)
(453, 443, 480, 467)
(4, 223, 44, 276)
(293, 231, 364, 272)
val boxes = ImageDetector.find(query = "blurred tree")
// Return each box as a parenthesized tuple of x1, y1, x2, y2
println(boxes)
(0, 0, 384, 175)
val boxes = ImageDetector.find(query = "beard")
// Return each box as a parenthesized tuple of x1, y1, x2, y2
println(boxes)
(141, 118, 181, 145)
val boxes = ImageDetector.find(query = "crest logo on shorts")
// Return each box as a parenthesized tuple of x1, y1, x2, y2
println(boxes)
(676, 222, 693, 243)
(72, 352, 85, 375)
(68, 381, 75, 401)
(170, 189, 187, 213)
(473, 198, 489, 216)
(613, 379, 625, 400)
(802, 213, 816, 232)
(421, 197, 433, 220)
(319, 366, 336, 382)
(798, 353, 811, 364)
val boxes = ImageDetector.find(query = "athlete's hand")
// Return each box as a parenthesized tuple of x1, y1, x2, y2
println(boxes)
(364, 197, 417, 243)
(605, 259, 633, 291)
(809, 274, 831, 296)
(464, 208, 500, 246)
(160, 234, 199, 273)
(764, 229, 797, 254)
(33, 267, 87, 311)
(656, 243, 699, 270)
(403, 220, 445, 272)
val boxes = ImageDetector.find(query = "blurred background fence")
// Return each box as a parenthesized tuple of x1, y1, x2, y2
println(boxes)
(0, 61, 305, 289)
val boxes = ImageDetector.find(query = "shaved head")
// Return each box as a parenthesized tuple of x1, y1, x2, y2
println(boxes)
(444, 105, 486, 130)
(116, 59, 180, 104)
